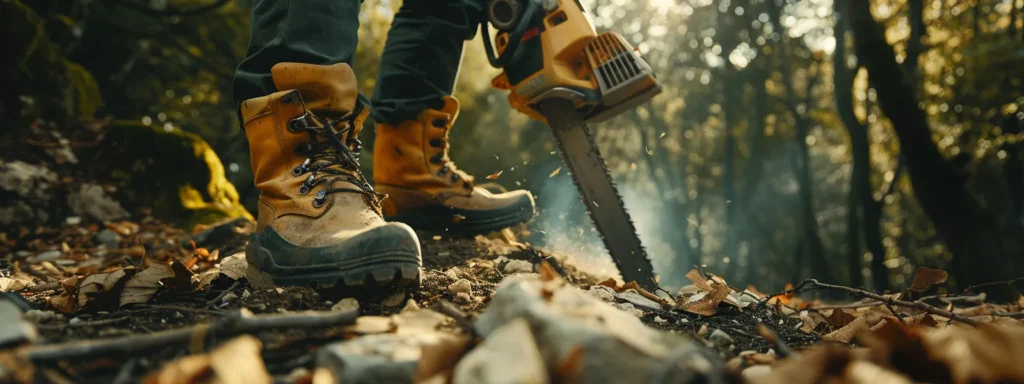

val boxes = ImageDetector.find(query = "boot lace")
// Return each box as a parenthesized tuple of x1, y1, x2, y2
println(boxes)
(287, 102, 385, 214)
(428, 118, 474, 191)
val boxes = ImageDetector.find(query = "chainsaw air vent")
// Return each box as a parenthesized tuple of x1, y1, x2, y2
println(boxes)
(584, 32, 656, 107)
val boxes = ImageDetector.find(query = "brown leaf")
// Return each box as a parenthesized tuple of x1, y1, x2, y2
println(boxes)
(0, 352, 35, 384)
(143, 335, 271, 384)
(899, 267, 949, 301)
(120, 263, 173, 307)
(167, 260, 196, 291)
(681, 284, 731, 316)
(77, 269, 129, 310)
(825, 308, 857, 329)
(0, 276, 34, 292)
(485, 170, 503, 180)
(195, 253, 247, 290)
(822, 313, 883, 343)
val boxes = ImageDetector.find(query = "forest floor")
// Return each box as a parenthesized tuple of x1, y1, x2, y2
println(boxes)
(2, 118, 1024, 383)
(2, 215, 1024, 383)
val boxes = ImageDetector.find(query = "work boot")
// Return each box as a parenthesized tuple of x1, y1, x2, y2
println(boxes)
(241, 62, 422, 289)
(373, 96, 536, 235)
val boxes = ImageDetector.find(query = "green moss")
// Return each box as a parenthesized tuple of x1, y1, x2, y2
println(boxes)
(2, 0, 102, 122)
(89, 121, 253, 230)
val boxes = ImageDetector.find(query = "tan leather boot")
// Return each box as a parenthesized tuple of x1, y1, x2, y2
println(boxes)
(373, 96, 536, 234)
(241, 62, 421, 289)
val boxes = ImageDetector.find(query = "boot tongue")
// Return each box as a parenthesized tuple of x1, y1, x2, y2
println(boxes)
(271, 62, 359, 117)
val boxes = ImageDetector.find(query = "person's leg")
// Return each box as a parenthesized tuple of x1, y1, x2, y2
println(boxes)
(233, 0, 362, 107)
(235, 0, 422, 290)
(372, 0, 537, 235)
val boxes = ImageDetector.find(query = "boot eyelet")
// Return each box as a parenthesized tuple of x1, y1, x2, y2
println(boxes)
(312, 190, 327, 207)
(429, 138, 443, 148)
(429, 154, 443, 165)
(282, 93, 295, 104)
(292, 158, 311, 176)
(450, 173, 459, 183)
(431, 119, 447, 128)
(288, 116, 307, 132)
(437, 166, 449, 177)
(298, 185, 310, 195)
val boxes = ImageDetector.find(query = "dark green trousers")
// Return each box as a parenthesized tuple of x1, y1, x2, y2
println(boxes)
(233, 0, 486, 126)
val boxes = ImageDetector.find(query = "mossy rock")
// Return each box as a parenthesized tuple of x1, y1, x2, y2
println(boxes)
(88, 121, 252, 230)
(1, 0, 102, 125)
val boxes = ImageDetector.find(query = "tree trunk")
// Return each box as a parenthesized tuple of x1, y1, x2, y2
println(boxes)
(769, 2, 835, 283)
(834, 3, 886, 290)
(906, 0, 925, 86)
(849, 1, 1018, 293)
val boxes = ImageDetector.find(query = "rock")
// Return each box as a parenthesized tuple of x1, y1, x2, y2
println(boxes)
(654, 316, 668, 324)
(474, 274, 720, 383)
(332, 298, 360, 313)
(444, 268, 461, 281)
(69, 317, 84, 326)
(453, 318, 547, 384)
(614, 302, 645, 317)
(317, 309, 469, 384)
(67, 183, 130, 222)
(382, 290, 406, 308)
(502, 259, 533, 274)
(88, 124, 252, 230)
(28, 250, 62, 263)
(709, 329, 733, 348)
(0, 300, 36, 347)
(618, 289, 662, 309)
(65, 216, 81, 225)
(587, 285, 616, 301)
(94, 229, 122, 249)
(453, 292, 473, 304)
(0, 161, 57, 199)
(447, 279, 472, 295)
(23, 310, 60, 324)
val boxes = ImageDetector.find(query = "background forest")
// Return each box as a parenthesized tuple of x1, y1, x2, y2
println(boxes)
(4, 0, 1024, 295)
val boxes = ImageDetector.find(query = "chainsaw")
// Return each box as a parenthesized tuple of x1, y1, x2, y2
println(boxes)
(481, 0, 663, 291)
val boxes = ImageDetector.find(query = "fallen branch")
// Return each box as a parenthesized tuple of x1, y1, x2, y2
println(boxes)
(759, 279, 979, 326)
(23, 308, 358, 363)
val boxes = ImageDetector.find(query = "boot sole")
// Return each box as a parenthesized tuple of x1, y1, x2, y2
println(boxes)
(386, 195, 535, 235)
(245, 225, 422, 291)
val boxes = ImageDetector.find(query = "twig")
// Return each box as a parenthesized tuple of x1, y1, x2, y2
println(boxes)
(759, 279, 979, 326)
(882, 303, 907, 324)
(36, 317, 130, 331)
(206, 281, 240, 309)
(434, 300, 478, 338)
(755, 325, 793, 357)
(26, 282, 60, 292)
(963, 277, 1024, 294)
(993, 312, 1024, 319)
(23, 309, 358, 362)
(131, 304, 225, 317)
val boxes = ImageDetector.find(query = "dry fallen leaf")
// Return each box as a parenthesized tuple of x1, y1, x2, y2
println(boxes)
(195, 253, 247, 290)
(143, 335, 271, 384)
(485, 170, 502, 180)
(825, 308, 857, 329)
(822, 313, 883, 343)
(679, 269, 732, 316)
(0, 276, 34, 292)
(77, 269, 129, 310)
(120, 263, 173, 307)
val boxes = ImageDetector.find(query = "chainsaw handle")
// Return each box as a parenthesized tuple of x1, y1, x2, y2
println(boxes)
(480, 0, 537, 69)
